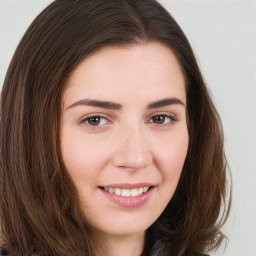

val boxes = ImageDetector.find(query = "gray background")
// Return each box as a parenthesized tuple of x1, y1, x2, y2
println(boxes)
(1, 0, 255, 255)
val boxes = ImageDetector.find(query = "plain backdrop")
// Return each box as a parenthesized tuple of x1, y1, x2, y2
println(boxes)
(0, 0, 255, 255)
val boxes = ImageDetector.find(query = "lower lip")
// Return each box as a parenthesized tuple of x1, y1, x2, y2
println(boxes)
(100, 187, 154, 208)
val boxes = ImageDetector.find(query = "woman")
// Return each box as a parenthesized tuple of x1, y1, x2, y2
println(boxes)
(0, 0, 231, 255)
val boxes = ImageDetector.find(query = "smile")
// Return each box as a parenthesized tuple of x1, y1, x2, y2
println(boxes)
(99, 184, 154, 208)
(103, 187, 149, 197)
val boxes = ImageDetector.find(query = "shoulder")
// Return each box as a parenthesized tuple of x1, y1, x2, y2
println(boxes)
(195, 253, 209, 256)
(0, 247, 40, 256)
(0, 247, 10, 255)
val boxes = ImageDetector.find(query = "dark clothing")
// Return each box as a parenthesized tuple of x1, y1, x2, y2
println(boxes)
(0, 247, 39, 256)
(0, 247, 9, 255)
(0, 246, 209, 255)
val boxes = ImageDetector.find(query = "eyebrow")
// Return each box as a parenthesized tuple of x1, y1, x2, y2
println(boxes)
(66, 99, 122, 110)
(147, 97, 185, 109)
(66, 97, 185, 111)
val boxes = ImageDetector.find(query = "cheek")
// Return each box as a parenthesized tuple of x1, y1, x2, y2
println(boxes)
(155, 128, 189, 182)
(61, 129, 108, 181)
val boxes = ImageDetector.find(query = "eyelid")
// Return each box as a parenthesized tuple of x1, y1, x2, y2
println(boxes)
(79, 112, 110, 122)
(147, 111, 178, 120)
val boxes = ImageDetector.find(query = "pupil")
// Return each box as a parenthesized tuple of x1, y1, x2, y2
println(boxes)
(153, 116, 165, 124)
(88, 117, 100, 126)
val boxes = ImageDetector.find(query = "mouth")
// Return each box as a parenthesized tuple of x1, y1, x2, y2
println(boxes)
(99, 186, 152, 197)
(98, 183, 155, 208)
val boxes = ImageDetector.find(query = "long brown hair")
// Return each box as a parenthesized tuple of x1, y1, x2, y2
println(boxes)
(0, 0, 231, 255)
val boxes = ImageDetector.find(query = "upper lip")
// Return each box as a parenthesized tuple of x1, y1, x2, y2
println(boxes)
(100, 183, 155, 189)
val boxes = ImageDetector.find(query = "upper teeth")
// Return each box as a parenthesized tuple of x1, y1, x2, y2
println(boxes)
(103, 187, 149, 197)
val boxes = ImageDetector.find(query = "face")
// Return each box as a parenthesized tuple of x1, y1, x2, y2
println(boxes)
(61, 42, 188, 240)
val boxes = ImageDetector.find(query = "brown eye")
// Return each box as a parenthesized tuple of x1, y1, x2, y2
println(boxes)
(152, 115, 166, 124)
(86, 116, 104, 126)
(149, 115, 176, 125)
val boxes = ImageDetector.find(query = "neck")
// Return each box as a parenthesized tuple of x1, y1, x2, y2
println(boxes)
(90, 230, 145, 256)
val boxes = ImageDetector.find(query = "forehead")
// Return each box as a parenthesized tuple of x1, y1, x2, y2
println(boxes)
(64, 42, 186, 107)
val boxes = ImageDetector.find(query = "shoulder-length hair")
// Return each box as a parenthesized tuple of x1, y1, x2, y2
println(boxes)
(0, 0, 231, 255)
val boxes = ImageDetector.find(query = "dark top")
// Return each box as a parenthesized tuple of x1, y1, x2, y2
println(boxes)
(0, 247, 39, 256)
(0, 246, 209, 255)
(0, 247, 9, 256)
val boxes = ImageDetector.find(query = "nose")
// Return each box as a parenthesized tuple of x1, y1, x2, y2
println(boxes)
(112, 125, 152, 170)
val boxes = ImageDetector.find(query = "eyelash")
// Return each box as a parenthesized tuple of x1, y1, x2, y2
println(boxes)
(79, 113, 177, 131)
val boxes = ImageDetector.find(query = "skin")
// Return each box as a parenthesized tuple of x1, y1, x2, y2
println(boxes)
(61, 42, 189, 256)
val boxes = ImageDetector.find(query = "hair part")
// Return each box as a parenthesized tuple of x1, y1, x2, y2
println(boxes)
(0, 0, 231, 255)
